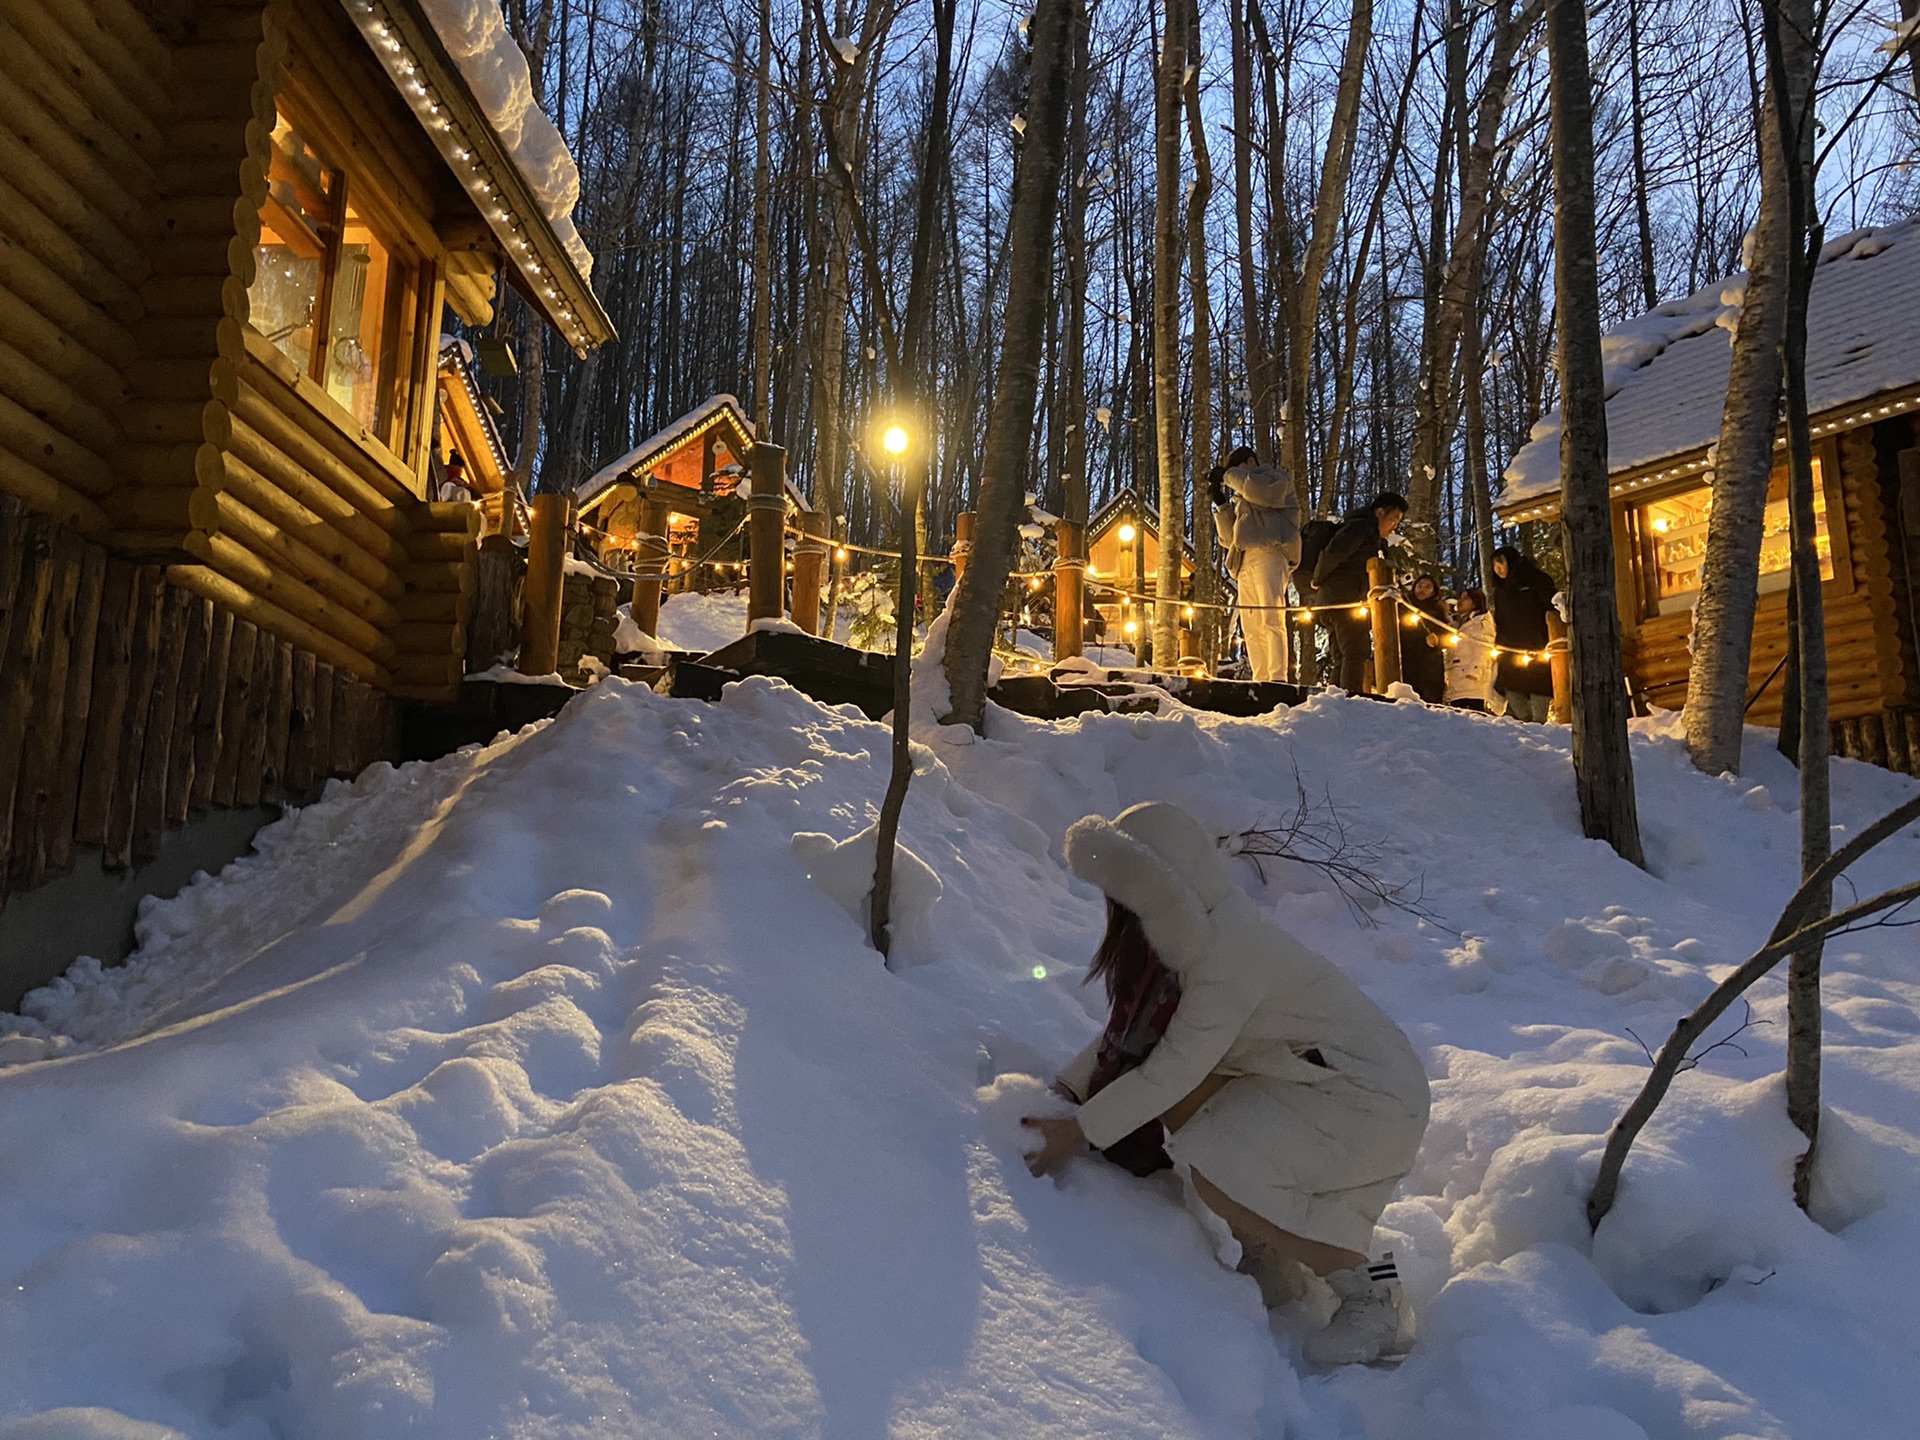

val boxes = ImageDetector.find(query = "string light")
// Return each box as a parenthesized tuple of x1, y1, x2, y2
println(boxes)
(1349, 605, 1368, 619)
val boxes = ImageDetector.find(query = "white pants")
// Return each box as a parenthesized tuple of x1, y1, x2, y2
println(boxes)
(1237, 549, 1292, 683)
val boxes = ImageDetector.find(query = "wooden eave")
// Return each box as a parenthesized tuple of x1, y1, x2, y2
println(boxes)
(1496, 381, 1920, 525)
(577, 405, 758, 517)
(1089, 489, 1196, 564)
(438, 344, 511, 491)
(339, 0, 614, 355)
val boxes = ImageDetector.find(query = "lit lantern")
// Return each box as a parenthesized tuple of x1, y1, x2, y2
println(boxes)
(1117, 523, 1137, 543)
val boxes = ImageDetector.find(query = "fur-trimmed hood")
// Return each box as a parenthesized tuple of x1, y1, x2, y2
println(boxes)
(1063, 803, 1234, 970)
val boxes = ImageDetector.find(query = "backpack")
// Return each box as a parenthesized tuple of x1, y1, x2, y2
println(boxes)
(1297, 517, 1339, 580)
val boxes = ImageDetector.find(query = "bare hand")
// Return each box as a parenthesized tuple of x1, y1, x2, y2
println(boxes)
(1020, 1115, 1086, 1178)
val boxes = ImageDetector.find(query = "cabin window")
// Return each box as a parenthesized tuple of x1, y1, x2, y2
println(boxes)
(1635, 457, 1834, 616)
(247, 112, 419, 447)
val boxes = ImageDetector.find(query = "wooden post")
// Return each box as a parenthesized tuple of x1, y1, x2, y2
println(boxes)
(952, 511, 976, 587)
(747, 442, 787, 627)
(519, 491, 568, 676)
(1367, 555, 1401, 694)
(629, 494, 672, 640)
(790, 510, 828, 636)
(1054, 520, 1084, 661)
(1547, 610, 1573, 723)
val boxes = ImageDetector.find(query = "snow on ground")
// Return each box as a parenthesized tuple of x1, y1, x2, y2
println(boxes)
(2, 681, 1918, 1439)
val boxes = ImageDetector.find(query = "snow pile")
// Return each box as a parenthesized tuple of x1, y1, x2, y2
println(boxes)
(415, 0, 594, 278)
(1503, 217, 1920, 503)
(1, 684, 1918, 1437)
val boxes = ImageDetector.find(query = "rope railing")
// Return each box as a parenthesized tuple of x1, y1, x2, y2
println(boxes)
(577, 514, 1565, 667)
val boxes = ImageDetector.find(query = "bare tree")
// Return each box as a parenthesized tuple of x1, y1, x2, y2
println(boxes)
(1152, 0, 1187, 664)
(1545, 0, 1647, 868)
(1759, 0, 1827, 1209)
(942, 0, 1080, 729)
(1184, 0, 1218, 663)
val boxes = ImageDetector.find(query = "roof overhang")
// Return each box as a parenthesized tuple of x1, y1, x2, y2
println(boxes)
(578, 397, 758, 511)
(1089, 488, 1196, 561)
(1495, 382, 1920, 525)
(339, 0, 614, 355)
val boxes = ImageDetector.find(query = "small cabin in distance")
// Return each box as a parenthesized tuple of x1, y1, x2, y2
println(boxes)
(573, 396, 758, 590)
(1498, 221, 1920, 773)
(1084, 489, 1196, 653)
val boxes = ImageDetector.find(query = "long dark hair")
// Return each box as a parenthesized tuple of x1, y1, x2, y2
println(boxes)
(1086, 897, 1156, 1004)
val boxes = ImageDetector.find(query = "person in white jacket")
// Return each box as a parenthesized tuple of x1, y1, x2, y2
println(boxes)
(1209, 447, 1301, 683)
(1023, 801, 1431, 1367)
(1443, 587, 1497, 712)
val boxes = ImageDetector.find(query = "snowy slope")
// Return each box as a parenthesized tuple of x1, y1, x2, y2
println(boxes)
(1, 683, 1917, 1439)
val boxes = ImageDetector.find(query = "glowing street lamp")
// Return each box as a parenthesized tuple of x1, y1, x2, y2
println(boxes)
(1117, 522, 1138, 544)
(882, 425, 910, 456)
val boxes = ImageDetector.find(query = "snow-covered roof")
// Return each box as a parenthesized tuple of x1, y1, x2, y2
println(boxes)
(343, 0, 612, 353)
(1089, 488, 1195, 559)
(1501, 218, 1920, 512)
(414, 0, 591, 279)
(578, 396, 757, 506)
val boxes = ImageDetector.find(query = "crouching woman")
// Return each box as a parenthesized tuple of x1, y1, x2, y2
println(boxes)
(1023, 802, 1430, 1366)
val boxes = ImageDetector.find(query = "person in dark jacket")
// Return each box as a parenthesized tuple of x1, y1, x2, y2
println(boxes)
(1398, 574, 1448, 703)
(1309, 492, 1407, 694)
(1489, 545, 1556, 721)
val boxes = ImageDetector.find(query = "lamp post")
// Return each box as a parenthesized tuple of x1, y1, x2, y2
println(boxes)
(871, 421, 917, 961)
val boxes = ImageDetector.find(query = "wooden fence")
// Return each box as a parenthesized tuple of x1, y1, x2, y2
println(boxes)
(0, 499, 396, 903)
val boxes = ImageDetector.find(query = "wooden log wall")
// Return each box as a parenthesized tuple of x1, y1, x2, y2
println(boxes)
(0, 498, 397, 902)
(0, 0, 473, 710)
(1620, 422, 1919, 760)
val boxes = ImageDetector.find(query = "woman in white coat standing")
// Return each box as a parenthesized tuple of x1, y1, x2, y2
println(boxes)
(1023, 801, 1431, 1366)
(1209, 446, 1301, 683)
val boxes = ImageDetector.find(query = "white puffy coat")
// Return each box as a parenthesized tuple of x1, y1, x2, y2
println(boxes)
(1443, 610, 1497, 704)
(1059, 802, 1430, 1254)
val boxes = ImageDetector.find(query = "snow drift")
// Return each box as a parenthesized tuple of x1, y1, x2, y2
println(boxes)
(1, 679, 1917, 1438)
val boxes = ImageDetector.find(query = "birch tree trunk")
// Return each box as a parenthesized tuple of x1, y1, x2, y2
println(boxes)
(1546, 0, 1648, 868)
(1280, 0, 1373, 508)
(1152, 0, 1186, 664)
(1682, 78, 1793, 775)
(1184, 0, 1217, 662)
(751, 0, 775, 431)
(941, 0, 1078, 728)
(1408, 0, 1534, 556)
(1759, 0, 1826, 1211)
(1230, 0, 1278, 459)
(1062, 2, 1093, 527)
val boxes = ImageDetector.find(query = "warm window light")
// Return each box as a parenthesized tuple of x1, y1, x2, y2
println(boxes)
(882, 426, 910, 455)
(1117, 523, 1137, 543)
(1651, 516, 1670, 532)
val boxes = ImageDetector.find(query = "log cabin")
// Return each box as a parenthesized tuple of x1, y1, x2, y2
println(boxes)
(574, 394, 757, 591)
(1084, 488, 1197, 654)
(1498, 221, 1920, 773)
(0, 0, 610, 925)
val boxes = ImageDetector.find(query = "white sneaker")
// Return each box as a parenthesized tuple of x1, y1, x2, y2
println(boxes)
(1302, 1255, 1409, 1368)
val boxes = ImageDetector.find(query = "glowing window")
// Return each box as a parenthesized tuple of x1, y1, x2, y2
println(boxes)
(1638, 459, 1833, 616)
(246, 110, 417, 446)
